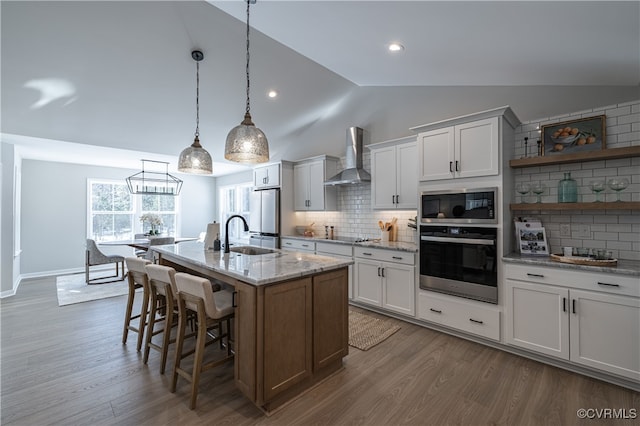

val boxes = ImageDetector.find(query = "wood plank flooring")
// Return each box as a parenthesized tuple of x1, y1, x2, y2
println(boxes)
(2, 276, 638, 426)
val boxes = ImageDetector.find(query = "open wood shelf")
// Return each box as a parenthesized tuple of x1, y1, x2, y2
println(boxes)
(510, 201, 640, 211)
(509, 145, 640, 168)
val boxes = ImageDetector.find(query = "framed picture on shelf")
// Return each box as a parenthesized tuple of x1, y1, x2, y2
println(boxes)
(541, 115, 606, 157)
(517, 226, 549, 255)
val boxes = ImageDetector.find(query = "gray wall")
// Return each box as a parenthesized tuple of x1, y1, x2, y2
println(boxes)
(19, 160, 216, 276)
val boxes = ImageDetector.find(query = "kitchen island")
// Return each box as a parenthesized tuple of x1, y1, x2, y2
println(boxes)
(152, 241, 352, 413)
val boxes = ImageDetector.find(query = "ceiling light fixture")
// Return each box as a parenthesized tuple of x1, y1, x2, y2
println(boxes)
(224, 0, 269, 164)
(388, 42, 404, 52)
(178, 50, 213, 174)
(267, 90, 278, 99)
(126, 159, 183, 196)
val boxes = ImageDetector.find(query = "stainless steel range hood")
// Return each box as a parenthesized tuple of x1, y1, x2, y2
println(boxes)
(324, 127, 371, 186)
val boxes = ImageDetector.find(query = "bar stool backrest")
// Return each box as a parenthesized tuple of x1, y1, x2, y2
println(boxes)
(174, 273, 233, 320)
(145, 264, 177, 297)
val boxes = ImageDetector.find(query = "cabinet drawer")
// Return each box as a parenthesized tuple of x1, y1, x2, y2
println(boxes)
(504, 263, 639, 298)
(418, 291, 500, 341)
(316, 242, 352, 257)
(281, 239, 315, 252)
(354, 246, 415, 265)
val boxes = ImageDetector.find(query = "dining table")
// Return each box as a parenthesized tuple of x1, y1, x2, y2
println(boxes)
(100, 237, 198, 252)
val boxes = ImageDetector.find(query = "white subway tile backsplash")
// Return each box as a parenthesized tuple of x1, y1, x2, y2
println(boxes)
(513, 99, 639, 260)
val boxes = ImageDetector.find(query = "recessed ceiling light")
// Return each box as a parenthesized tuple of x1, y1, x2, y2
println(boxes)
(388, 42, 404, 52)
(267, 90, 278, 99)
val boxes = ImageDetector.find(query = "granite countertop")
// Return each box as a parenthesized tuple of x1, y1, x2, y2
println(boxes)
(152, 241, 354, 286)
(282, 235, 418, 253)
(503, 253, 640, 277)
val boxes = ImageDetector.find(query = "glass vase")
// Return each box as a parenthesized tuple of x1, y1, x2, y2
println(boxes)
(558, 172, 578, 203)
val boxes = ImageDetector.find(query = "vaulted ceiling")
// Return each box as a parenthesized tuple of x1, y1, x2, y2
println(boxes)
(2, 1, 638, 175)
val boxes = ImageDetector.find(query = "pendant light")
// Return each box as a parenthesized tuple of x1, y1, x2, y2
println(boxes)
(178, 50, 213, 174)
(224, 0, 269, 164)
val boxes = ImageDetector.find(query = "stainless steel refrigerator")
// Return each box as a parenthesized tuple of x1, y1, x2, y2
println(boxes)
(249, 188, 280, 248)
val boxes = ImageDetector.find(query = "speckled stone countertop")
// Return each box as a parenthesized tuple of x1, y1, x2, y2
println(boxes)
(282, 235, 418, 253)
(152, 241, 354, 286)
(503, 253, 640, 277)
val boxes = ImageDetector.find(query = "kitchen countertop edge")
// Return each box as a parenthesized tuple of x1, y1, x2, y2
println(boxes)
(503, 253, 640, 276)
(282, 235, 418, 253)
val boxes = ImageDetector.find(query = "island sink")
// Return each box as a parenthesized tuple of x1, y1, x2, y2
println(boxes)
(229, 246, 276, 255)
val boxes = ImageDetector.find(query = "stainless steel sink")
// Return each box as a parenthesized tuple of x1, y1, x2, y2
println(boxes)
(229, 246, 276, 255)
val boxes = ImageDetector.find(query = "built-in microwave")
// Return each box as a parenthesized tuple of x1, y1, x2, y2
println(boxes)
(420, 187, 497, 224)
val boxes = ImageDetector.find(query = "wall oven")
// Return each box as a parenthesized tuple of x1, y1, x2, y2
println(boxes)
(420, 225, 498, 304)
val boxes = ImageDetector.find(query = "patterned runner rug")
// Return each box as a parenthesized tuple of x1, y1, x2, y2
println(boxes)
(349, 309, 401, 351)
(56, 272, 130, 306)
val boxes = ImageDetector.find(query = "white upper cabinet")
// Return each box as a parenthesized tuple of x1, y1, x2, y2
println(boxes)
(411, 106, 520, 182)
(293, 156, 338, 211)
(253, 163, 281, 189)
(369, 136, 417, 209)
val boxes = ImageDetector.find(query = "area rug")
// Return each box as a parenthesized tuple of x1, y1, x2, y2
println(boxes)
(56, 272, 131, 306)
(349, 309, 401, 351)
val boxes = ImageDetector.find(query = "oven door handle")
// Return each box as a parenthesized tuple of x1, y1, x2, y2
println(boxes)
(420, 236, 495, 246)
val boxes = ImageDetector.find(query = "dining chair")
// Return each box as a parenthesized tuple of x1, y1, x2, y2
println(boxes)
(85, 239, 126, 284)
(122, 257, 152, 352)
(133, 233, 147, 258)
(143, 264, 179, 374)
(145, 237, 175, 263)
(171, 272, 234, 409)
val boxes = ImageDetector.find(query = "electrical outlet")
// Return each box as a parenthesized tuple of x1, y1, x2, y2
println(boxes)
(560, 224, 571, 237)
(574, 224, 591, 239)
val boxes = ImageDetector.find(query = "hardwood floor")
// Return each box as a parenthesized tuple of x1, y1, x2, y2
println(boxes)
(2, 276, 638, 426)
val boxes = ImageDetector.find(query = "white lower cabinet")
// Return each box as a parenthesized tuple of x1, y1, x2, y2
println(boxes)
(418, 291, 501, 341)
(354, 247, 415, 316)
(316, 242, 354, 300)
(505, 263, 640, 381)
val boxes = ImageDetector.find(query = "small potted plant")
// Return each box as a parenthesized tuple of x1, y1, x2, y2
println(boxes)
(140, 213, 163, 236)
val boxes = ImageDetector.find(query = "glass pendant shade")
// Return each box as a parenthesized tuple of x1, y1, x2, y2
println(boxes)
(178, 136, 213, 174)
(224, 112, 269, 163)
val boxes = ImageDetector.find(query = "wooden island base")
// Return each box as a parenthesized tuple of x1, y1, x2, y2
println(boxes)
(159, 254, 349, 414)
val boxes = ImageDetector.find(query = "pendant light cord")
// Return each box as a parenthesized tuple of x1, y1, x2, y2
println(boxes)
(195, 60, 200, 138)
(245, 0, 251, 115)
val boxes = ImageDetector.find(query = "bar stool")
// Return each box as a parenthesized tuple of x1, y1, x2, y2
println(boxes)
(171, 272, 234, 409)
(122, 257, 151, 351)
(143, 264, 179, 374)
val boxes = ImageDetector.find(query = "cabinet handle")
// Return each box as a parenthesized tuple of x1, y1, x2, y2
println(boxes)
(302, 244, 309, 248)
(263, 177, 267, 184)
(526, 273, 545, 278)
(572, 299, 577, 314)
(392, 256, 403, 260)
(285, 242, 292, 245)
(396, 194, 400, 204)
(469, 318, 484, 325)
(377, 267, 381, 277)
(430, 308, 442, 314)
(449, 161, 453, 172)
(381, 267, 385, 278)
(362, 252, 372, 256)
(597, 282, 620, 287)
(232, 291, 237, 308)
(562, 297, 567, 312)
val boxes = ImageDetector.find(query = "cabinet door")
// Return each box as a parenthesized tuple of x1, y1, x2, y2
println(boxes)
(354, 260, 382, 306)
(234, 281, 257, 402)
(455, 117, 499, 178)
(307, 160, 326, 211)
(382, 263, 415, 316)
(395, 142, 417, 209)
(313, 268, 349, 371)
(569, 289, 640, 380)
(263, 278, 313, 402)
(371, 146, 397, 209)
(293, 163, 309, 210)
(418, 126, 454, 181)
(254, 167, 269, 188)
(264, 164, 280, 187)
(505, 279, 569, 360)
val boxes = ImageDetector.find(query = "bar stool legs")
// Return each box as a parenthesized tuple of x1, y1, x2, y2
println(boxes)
(122, 257, 151, 351)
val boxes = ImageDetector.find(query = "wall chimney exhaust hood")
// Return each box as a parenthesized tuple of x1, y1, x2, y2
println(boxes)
(324, 127, 371, 186)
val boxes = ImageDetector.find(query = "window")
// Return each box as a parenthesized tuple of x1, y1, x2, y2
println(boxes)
(218, 183, 252, 244)
(88, 179, 178, 242)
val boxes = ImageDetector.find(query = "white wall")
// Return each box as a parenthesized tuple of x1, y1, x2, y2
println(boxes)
(1, 143, 20, 295)
(19, 160, 216, 276)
